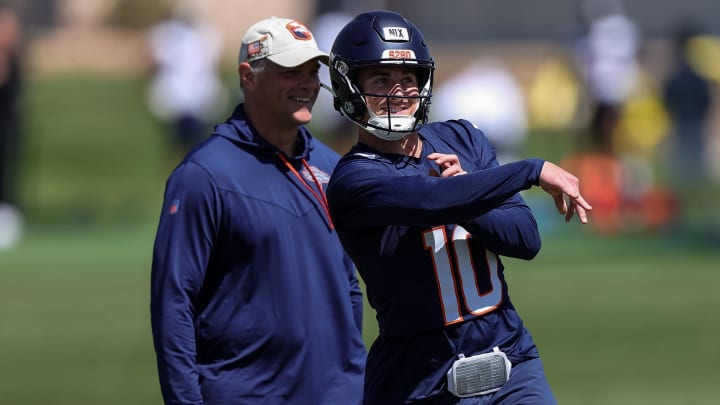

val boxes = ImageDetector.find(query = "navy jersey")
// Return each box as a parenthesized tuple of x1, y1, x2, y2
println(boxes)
(151, 105, 366, 405)
(327, 119, 545, 403)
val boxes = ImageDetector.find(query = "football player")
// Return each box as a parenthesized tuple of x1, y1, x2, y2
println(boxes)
(326, 10, 591, 405)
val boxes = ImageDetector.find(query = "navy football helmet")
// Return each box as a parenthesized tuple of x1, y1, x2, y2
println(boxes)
(329, 10, 434, 141)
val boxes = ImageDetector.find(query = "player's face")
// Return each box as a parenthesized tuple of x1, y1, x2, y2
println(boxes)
(255, 59, 321, 126)
(356, 66, 420, 119)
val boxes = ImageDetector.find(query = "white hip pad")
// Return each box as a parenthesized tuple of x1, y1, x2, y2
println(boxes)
(446, 347, 511, 397)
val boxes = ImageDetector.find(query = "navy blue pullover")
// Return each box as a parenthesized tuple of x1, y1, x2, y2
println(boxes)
(151, 105, 366, 405)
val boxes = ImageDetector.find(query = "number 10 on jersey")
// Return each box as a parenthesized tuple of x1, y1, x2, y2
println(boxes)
(422, 225, 503, 325)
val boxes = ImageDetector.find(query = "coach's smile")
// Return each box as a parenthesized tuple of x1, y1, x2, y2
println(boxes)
(290, 95, 314, 105)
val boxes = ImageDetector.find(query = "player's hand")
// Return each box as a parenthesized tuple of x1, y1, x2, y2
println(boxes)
(427, 153, 467, 177)
(538, 161, 593, 223)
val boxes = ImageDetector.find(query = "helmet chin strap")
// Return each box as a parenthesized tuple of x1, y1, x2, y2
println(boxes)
(366, 113, 417, 141)
(361, 93, 424, 141)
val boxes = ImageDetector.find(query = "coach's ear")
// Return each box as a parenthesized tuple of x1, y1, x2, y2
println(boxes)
(238, 62, 256, 91)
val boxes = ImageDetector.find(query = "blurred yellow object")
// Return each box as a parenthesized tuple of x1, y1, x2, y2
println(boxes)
(528, 57, 581, 131)
(613, 72, 670, 157)
(686, 35, 720, 83)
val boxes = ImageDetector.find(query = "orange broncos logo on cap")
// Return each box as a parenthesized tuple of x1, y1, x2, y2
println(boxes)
(286, 20, 312, 41)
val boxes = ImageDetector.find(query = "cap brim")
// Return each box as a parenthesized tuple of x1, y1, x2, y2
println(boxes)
(267, 48, 329, 67)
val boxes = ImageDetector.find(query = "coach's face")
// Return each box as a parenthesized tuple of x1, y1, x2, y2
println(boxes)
(245, 59, 322, 127)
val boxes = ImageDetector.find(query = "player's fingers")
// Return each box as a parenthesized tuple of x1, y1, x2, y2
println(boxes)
(426, 153, 446, 163)
(441, 167, 467, 177)
(440, 167, 456, 177)
(573, 195, 593, 211)
(553, 194, 567, 215)
(576, 204, 589, 224)
(565, 200, 576, 222)
(435, 158, 454, 169)
(427, 153, 459, 167)
(566, 199, 589, 224)
(565, 205, 573, 222)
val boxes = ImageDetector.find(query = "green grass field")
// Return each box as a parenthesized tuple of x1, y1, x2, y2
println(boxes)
(1, 74, 719, 404)
(1, 224, 718, 404)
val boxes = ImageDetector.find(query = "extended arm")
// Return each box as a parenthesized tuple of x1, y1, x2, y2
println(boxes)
(329, 157, 546, 230)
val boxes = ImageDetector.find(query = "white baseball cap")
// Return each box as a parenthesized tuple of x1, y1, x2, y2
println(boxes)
(239, 17, 329, 67)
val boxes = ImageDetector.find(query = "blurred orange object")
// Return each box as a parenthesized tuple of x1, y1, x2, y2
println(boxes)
(562, 153, 623, 234)
(562, 152, 679, 234)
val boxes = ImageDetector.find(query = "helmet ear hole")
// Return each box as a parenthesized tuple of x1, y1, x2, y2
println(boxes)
(342, 98, 366, 119)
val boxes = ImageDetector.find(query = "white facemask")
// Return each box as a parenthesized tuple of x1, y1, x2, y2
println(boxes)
(365, 111, 418, 141)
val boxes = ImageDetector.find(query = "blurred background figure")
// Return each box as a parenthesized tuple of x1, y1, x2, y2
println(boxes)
(0, 1, 23, 250)
(565, 0, 679, 234)
(573, 0, 641, 154)
(662, 25, 713, 151)
(662, 22, 714, 230)
(146, 0, 227, 163)
(431, 58, 528, 164)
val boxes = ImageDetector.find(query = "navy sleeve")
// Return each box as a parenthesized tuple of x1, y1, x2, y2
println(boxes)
(328, 157, 545, 230)
(344, 253, 364, 332)
(461, 194, 541, 260)
(150, 161, 220, 405)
